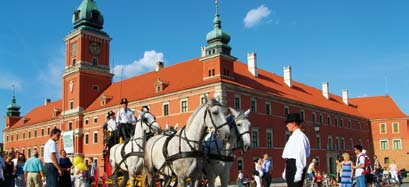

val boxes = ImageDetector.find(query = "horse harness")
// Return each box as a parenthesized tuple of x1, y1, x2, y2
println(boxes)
(204, 113, 250, 162)
(154, 105, 228, 176)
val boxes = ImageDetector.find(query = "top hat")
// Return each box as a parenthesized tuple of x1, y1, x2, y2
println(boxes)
(120, 98, 128, 104)
(107, 111, 115, 117)
(284, 113, 304, 123)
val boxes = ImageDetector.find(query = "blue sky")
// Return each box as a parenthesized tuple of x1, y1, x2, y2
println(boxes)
(1, 0, 409, 141)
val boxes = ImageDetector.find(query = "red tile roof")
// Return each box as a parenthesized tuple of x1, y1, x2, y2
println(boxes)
(86, 58, 365, 118)
(350, 96, 407, 119)
(12, 57, 407, 129)
(11, 100, 62, 128)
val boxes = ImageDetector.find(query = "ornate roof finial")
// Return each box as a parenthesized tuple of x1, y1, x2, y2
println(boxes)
(215, 0, 219, 15)
(12, 84, 15, 97)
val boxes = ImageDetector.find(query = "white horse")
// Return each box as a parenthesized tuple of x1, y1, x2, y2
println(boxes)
(109, 111, 160, 187)
(143, 98, 231, 187)
(202, 108, 252, 187)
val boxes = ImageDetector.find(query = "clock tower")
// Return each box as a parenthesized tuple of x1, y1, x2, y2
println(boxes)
(62, 0, 113, 114)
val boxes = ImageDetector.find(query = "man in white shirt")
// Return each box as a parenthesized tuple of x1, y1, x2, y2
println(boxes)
(44, 127, 63, 187)
(116, 98, 136, 142)
(282, 113, 310, 187)
(353, 145, 366, 187)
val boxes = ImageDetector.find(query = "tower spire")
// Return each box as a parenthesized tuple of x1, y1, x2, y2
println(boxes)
(7, 84, 21, 117)
(204, 0, 232, 56)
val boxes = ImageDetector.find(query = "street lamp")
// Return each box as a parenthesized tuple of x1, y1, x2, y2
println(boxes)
(314, 125, 320, 134)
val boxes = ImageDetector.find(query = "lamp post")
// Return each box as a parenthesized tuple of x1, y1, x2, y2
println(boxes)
(314, 125, 320, 134)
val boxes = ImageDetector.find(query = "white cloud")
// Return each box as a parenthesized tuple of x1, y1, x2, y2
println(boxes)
(113, 50, 164, 81)
(244, 5, 271, 28)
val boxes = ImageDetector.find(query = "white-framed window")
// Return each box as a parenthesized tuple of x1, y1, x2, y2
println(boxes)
(22, 132, 25, 139)
(85, 118, 89, 125)
(348, 120, 352, 128)
(312, 112, 316, 123)
(284, 106, 289, 117)
(340, 118, 344, 128)
(93, 116, 98, 124)
(392, 122, 399, 133)
(335, 137, 339, 150)
(84, 133, 89, 144)
(180, 99, 188, 113)
(300, 110, 305, 121)
(316, 135, 321, 149)
(237, 156, 244, 171)
(6, 135, 8, 142)
(68, 121, 73, 130)
(379, 123, 387, 134)
(69, 99, 74, 110)
(334, 117, 338, 127)
(316, 156, 320, 167)
(251, 128, 259, 148)
(234, 95, 241, 109)
(163, 102, 169, 116)
(16, 133, 18, 140)
(319, 114, 323, 124)
(341, 137, 345, 151)
(266, 129, 273, 148)
(392, 139, 402, 150)
(380, 139, 388, 150)
(28, 131, 31, 138)
(40, 146, 44, 157)
(265, 101, 271, 115)
(200, 94, 208, 105)
(250, 98, 257, 113)
(327, 115, 331, 126)
(93, 131, 98, 144)
(34, 130, 37, 137)
(328, 136, 333, 150)
(41, 129, 44, 136)
(27, 148, 31, 159)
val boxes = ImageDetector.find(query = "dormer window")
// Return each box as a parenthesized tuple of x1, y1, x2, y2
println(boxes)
(74, 10, 80, 21)
(154, 78, 168, 93)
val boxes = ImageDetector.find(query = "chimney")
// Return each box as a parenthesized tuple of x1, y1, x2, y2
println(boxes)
(283, 66, 292, 87)
(155, 61, 164, 72)
(342, 89, 349, 105)
(322, 82, 329, 99)
(247, 52, 258, 77)
(201, 46, 206, 57)
(44, 98, 51, 106)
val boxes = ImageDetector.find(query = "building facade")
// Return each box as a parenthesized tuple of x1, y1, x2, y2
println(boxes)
(3, 0, 407, 181)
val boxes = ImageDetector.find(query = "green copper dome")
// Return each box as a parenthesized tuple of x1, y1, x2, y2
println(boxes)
(72, 0, 104, 30)
(206, 14, 231, 44)
(7, 96, 21, 117)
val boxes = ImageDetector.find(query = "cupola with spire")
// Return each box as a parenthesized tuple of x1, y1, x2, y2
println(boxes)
(72, 0, 104, 30)
(204, 0, 232, 56)
(7, 95, 20, 117)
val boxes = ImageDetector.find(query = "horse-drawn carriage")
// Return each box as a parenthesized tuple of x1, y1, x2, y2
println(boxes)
(101, 97, 251, 187)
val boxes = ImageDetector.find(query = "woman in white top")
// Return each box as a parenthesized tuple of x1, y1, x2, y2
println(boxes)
(253, 159, 263, 187)
(388, 160, 399, 182)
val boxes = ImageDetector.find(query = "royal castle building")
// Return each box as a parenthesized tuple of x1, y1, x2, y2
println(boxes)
(3, 0, 408, 181)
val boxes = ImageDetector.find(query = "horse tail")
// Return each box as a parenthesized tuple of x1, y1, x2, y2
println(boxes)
(141, 165, 149, 187)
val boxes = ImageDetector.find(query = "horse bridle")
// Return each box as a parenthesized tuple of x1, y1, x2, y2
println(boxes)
(139, 111, 159, 134)
(231, 114, 251, 151)
(203, 103, 229, 137)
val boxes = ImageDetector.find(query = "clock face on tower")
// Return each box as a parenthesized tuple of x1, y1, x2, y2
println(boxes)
(89, 42, 101, 55)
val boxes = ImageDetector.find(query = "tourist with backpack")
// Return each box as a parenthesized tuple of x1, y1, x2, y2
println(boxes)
(352, 145, 366, 187)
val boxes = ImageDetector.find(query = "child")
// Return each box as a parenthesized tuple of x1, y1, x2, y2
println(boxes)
(316, 170, 323, 187)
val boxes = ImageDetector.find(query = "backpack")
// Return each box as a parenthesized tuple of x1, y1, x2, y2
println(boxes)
(359, 155, 372, 182)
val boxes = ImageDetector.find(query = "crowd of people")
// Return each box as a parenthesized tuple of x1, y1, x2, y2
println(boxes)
(235, 113, 403, 187)
(1, 129, 99, 187)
